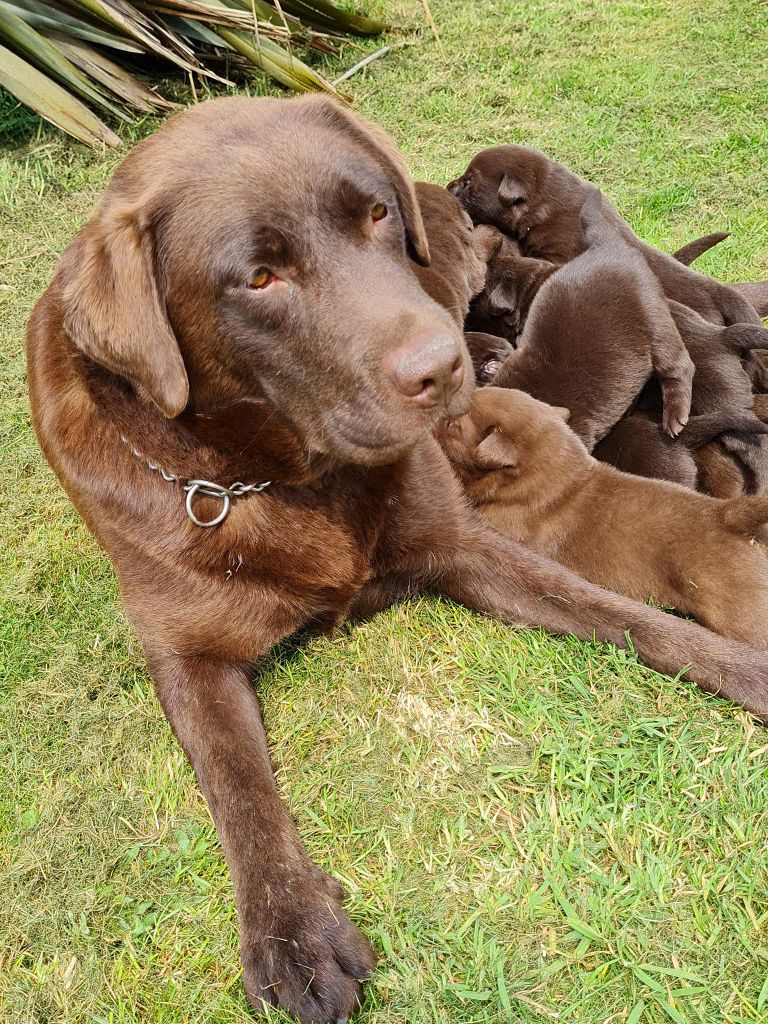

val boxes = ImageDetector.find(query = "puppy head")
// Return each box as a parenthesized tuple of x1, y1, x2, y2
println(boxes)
(59, 95, 475, 468)
(467, 234, 554, 340)
(447, 145, 549, 233)
(436, 386, 571, 479)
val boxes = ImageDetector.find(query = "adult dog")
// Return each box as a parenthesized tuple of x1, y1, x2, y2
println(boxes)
(26, 95, 768, 1022)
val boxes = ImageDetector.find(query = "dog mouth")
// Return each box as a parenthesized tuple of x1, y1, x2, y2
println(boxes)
(312, 388, 473, 467)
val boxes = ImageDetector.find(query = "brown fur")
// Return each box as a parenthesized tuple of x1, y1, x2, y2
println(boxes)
(669, 301, 768, 494)
(439, 388, 768, 646)
(465, 227, 557, 341)
(449, 145, 763, 326)
(412, 181, 489, 324)
(463, 331, 515, 384)
(491, 191, 694, 448)
(26, 96, 768, 1022)
(594, 409, 768, 489)
(673, 231, 729, 266)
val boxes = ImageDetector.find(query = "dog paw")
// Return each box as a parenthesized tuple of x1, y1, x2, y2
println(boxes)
(662, 405, 689, 438)
(241, 869, 375, 1023)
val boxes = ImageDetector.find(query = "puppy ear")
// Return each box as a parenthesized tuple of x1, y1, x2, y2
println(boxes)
(498, 173, 527, 207)
(61, 202, 189, 418)
(487, 280, 517, 316)
(307, 96, 431, 267)
(552, 406, 571, 422)
(473, 429, 519, 470)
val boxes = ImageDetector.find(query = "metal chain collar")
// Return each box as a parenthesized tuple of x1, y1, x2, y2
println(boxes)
(121, 436, 271, 527)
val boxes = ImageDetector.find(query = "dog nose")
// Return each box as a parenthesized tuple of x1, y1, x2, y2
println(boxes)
(390, 331, 465, 406)
(447, 177, 461, 195)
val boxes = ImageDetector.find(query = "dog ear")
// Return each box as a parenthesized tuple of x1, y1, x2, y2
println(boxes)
(473, 429, 519, 470)
(487, 280, 517, 316)
(307, 96, 431, 267)
(552, 406, 571, 422)
(498, 173, 527, 207)
(61, 202, 189, 418)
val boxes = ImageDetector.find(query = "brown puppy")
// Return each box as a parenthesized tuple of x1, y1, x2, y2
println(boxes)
(465, 227, 557, 341)
(449, 145, 762, 326)
(467, 228, 731, 343)
(27, 96, 768, 1023)
(439, 388, 768, 647)
(594, 409, 768, 489)
(413, 181, 488, 324)
(491, 190, 694, 448)
(669, 301, 768, 494)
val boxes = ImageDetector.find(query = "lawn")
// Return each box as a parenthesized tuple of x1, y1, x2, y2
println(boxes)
(2, 1, 768, 1021)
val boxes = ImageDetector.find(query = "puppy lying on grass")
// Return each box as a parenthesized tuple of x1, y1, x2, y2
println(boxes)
(491, 190, 694, 448)
(437, 387, 768, 647)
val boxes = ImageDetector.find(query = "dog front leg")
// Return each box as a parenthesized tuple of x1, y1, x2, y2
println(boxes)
(432, 524, 768, 719)
(142, 646, 374, 1023)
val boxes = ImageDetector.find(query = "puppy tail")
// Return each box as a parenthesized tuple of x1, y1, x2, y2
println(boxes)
(673, 231, 730, 267)
(721, 495, 768, 537)
(721, 322, 768, 353)
(681, 410, 768, 449)
(579, 188, 613, 249)
(731, 280, 768, 318)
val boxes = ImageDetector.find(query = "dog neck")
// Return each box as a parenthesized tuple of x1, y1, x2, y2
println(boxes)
(84, 356, 337, 491)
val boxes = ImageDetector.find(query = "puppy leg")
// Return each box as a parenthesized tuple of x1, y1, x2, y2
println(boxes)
(696, 442, 746, 497)
(650, 318, 695, 436)
(430, 523, 768, 719)
(144, 646, 375, 1024)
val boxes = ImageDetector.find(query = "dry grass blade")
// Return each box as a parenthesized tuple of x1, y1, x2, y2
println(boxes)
(51, 32, 177, 110)
(0, 40, 120, 144)
(5, 0, 144, 50)
(0, 3, 129, 117)
(213, 24, 340, 95)
(0, 0, 386, 144)
(275, 0, 386, 36)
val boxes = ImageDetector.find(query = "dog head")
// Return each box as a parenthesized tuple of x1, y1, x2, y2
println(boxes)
(436, 386, 574, 481)
(59, 95, 475, 468)
(447, 145, 554, 234)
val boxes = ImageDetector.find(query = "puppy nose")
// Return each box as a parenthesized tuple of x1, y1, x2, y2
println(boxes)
(390, 331, 465, 407)
(447, 177, 461, 195)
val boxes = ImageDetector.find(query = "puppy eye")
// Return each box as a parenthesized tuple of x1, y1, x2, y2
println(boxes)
(248, 267, 276, 289)
(371, 203, 388, 222)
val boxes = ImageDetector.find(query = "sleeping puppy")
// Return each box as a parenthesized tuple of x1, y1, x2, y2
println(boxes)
(465, 227, 557, 342)
(437, 387, 768, 648)
(491, 190, 694, 449)
(669, 301, 768, 494)
(594, 409, 768, 490)
(463, 331, 515, 384)
(412, 181, 489, 325)
(448, 145, 762, 326)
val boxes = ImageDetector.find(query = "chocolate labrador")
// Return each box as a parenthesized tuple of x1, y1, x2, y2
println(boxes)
(448, 145, 763, 326)
(491, 190, 694, 448)
(26, 96, 768, 1023)
(438, 388, 768, 647)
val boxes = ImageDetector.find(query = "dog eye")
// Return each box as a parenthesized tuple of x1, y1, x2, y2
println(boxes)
(248, 267, 276, 289)
(371, 203, 388, 222)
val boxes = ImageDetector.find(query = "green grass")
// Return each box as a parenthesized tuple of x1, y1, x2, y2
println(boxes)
(2, 1, 768, 1021)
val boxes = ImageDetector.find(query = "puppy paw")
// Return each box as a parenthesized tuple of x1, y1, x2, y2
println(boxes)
(242, 869, 375, 1023)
